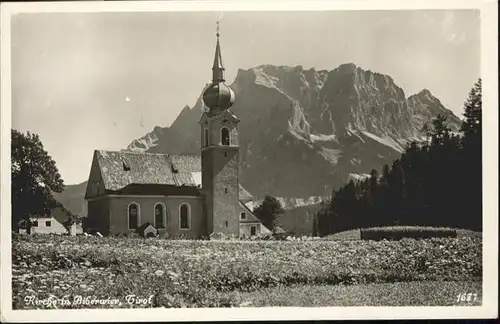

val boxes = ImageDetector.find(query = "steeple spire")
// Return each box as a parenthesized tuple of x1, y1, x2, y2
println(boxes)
(203, 20, 235, 115)
(212, 21, 225, 83)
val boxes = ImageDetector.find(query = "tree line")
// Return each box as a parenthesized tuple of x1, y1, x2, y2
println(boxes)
(315, 79, 482, 235)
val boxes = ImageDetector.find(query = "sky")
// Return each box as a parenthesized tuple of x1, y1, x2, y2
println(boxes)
(10, 10, 480, 185)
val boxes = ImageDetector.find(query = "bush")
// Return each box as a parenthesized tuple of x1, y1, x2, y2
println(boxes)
(360, 226, 457, 241)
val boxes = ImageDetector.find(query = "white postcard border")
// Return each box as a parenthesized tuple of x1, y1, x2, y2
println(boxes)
(1, 0, 498, 322)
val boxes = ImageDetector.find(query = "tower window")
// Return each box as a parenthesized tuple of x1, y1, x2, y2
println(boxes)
(224, 187, 228, 194)
(225, 221, 228, 227)
(204, 128, 209, 147)
(224, 152, 227, 157)
(221, 127, 230, 146)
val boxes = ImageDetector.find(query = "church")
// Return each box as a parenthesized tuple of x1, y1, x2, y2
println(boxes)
(84, 26, 270, 239)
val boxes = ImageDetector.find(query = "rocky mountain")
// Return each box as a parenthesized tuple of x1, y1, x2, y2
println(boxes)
(57, 63, 461, 216)
(128, 63, 460, 198)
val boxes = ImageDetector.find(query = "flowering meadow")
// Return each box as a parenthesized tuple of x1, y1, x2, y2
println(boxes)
(12, 233, 482, 308)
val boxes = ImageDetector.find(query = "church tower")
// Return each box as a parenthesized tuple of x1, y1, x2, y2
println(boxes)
(200, 23, 240, 238)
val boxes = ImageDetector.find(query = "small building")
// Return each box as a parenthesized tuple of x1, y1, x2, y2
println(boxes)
(136, 222, 158, 238)
(27, 216, 67, 235)
(20, 203, 84, 235)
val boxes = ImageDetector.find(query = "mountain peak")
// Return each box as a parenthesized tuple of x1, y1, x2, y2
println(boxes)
(418, 89, 432, 96)
(335, 62, 358, 72)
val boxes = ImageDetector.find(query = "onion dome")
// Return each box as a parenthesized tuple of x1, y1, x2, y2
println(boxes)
(202, 22, 235, 116)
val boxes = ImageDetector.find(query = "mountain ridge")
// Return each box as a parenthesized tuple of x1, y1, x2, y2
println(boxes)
(127, 63, 460, 197)
(56, 63, 462, 216)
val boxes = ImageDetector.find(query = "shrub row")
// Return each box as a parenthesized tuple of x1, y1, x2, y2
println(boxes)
(360, 226, 457, 241)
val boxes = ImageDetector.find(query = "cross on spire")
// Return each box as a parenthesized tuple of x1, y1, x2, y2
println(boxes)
(212, 21, 225, 82)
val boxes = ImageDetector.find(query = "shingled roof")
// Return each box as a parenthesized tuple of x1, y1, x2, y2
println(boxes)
(95, 150, 253, 198)
(239, 185, 253, 202)
(96, 150, 200, 191)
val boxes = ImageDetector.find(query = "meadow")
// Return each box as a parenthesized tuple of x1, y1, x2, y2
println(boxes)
(11, 232, 482, 309)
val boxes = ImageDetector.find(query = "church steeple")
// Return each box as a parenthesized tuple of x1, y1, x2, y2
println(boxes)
(212, 22, 225, 83)
(200, 21, 240, 239)
(202, 21, 235, 116)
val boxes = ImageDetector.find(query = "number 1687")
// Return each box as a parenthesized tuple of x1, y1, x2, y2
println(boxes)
(456, 293, 478, 302)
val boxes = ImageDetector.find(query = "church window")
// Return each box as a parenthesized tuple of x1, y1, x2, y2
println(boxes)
(251, 226, 257, 236)
(45, 220, 51, 227)
(179, 203, 191, 230)
(221, 127, 230, 146)
(224, 187, 228, 194)
(241, 212, 246, 220)
(154, 203, 166, 229)
(225, 221, 228, 227)
(204, 128, 209, 147)
(128, 203, 140, 230)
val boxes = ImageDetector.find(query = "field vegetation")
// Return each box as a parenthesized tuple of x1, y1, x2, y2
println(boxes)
(12, 232, 482, 308)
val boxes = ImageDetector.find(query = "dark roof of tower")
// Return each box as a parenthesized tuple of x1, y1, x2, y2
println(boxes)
(212, 36, 225, 82)
(202, 22, 235, 115)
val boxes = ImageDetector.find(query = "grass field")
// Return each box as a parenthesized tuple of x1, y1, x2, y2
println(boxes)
(324, 227, 482, 241)
(11, 233, 482, 309)
(233, 281, 482, 307)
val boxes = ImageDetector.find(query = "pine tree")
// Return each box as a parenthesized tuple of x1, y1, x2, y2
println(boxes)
(461, 79, 482, 149)
(459, 79, 482, 230)
(315, 80, 482, 233)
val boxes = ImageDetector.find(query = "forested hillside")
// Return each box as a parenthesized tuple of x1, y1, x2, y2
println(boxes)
(315, 79, 482, 234)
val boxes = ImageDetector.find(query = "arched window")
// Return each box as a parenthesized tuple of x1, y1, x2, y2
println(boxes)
(128, 203, 140, 230)
(221, 127, 230, 146)
(179, 203, 191, 230)
(154, 203, 166, 229)
(204, 128, 209, 147)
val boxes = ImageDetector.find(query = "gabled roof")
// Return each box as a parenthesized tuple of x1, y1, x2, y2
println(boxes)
(95, 150, 200, 191)
(198, 108, 240, 124)
(238, 200, 262, 223)
(220, 109, 240, 123)
(239, 185, 253, 202)
(93, 150, 252, 197)
(50, 202, 74, 225)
